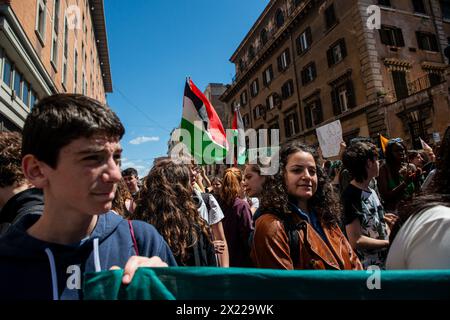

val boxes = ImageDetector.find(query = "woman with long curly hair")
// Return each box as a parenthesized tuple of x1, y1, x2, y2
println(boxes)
(218, 167, 254, 267)
(251, 141, 362, 270)
(387, 126, 450, 269)
(132, 157, 216, 266)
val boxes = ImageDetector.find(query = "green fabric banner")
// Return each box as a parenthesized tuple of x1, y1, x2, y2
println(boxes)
(83, 267, 450, 300)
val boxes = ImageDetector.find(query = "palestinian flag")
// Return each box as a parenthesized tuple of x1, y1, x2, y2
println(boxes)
(232, 106, 246, 165)
(180, 79, 228, 164)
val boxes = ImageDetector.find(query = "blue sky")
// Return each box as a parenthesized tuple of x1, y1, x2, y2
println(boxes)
(104, 0, 269, 177)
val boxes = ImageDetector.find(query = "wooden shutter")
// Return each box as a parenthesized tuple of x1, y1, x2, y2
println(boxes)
(395, 28, 405, 47)
(315, 99, 323, 124)
(327, 48, 333, 66)
(306, 27, 312, 48)
(277, 55, 283, 72)
(340, 38, 347, 58)
(284, 116, 291, 137)
(331, 88, 340, 115)
(304, 105, 312, 128)
(293, 112, 299, 134)
(379, 28, 390, 45)
(346, 80, 356, 108)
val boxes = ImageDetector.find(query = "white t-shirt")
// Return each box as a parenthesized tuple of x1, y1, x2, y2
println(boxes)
(386, 205, 450, 269)
(194, 189, 224, 226)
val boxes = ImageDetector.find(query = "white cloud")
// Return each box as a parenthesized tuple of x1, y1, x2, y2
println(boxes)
(129, 136, 160, 145)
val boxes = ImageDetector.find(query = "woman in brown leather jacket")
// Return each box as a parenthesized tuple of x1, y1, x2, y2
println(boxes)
(250, 141, 362, 270)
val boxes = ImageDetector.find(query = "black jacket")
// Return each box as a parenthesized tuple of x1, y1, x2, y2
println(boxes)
(0, 188, 44, 235)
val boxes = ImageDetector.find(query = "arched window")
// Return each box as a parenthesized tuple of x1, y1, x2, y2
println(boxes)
(275, 9, 284, 28)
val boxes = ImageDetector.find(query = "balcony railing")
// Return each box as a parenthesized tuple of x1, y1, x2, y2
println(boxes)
(383, 73, 446, 103)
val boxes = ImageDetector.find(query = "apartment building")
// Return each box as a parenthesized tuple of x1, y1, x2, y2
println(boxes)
(0, 0, 112, 131)
(220, 0, 450, 152)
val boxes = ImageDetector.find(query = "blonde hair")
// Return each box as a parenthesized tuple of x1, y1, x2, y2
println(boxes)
(221, 167, 243, 207)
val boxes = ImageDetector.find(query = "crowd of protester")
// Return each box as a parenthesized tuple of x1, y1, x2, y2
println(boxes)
(0, 93, 449, 299)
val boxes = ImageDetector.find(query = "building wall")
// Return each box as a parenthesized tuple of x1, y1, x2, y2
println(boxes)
(0, 0, 110, 131)
(221, 0, 450, 153)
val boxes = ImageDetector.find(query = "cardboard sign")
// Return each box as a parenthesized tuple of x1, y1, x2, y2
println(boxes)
(316, 120, 343, 158)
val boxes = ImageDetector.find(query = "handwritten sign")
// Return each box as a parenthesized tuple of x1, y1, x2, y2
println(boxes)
(316, 120, 343, 158)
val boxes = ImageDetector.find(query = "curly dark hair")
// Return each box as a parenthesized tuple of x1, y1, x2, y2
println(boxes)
(390, 126, 450, 243)
(0, 131, 25, 188)
(259, 141, 342, 227)
(112, 178, 133, 218)
(132, 157, 211, 264)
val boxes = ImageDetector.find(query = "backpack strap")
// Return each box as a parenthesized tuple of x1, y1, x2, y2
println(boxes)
(128, 220, 140, 256)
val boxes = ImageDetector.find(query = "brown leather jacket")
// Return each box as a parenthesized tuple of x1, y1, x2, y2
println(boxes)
(251, 213, 362, 270)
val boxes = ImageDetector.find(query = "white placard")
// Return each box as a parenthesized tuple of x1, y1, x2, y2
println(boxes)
(316, 120, 343, 158)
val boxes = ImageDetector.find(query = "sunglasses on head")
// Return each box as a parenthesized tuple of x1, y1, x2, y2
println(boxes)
(388, 138, 403, 145)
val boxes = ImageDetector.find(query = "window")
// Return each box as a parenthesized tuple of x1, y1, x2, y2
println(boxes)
(416, 32, 439, 51)
(62, 18, 68, 86)
(412, 0, 426, 13)
(51, 0, 60, 66)
(304, 99, 323, 129)
(253, 105, 265, 119)
(275, 9, 284, 28)
(281, 80, 295, 99)
(30, 90, 37, 108)
(240, 90, 248, 106)
(13, 71, 22, 99)
(284, 112, 300, 137)
(262, 65, 274, 86)
(331, 80, 356, 115)
(36, 0, 47, 42)
(428, 72, 443, 86)
(239, 59, 245, 72)
(243, 114, 250, 127)
(260, 28, 268, 46)
(277, 48, 291, 72)
(248, 45, 255, 60)
(266, 94, 275, 110)
(408, 116, 427, 149)
(296, 27, 312, 55)
(268, 121, 279, 145)
(441, 0, 450, 19)
(392, 71, 409, 100)
(379, 26, 405, 47)
(378, 0, 391, 6)
(251, 79, 259, 97)
(327, 38, 347, 66)
(23, 80, 30, 106)
(324, 4, 337, 30)
(2, 55, 12, 87)
(301, 62, 316, 85)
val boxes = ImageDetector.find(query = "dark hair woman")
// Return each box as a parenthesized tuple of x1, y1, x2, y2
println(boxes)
(387, 126, 450, 269)
(218, 167, 254, 267)
(251, 141, 362, 270)
(132, 158, 216, 266)
(377, 138, 417, 213)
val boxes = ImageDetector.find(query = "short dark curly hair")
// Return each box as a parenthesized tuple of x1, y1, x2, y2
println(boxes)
(0, 131, 25, 188)
(259, 141, 342, 227)
(342, 142, 378, 183)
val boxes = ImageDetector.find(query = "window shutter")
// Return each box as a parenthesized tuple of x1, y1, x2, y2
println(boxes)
(312, 63, 317, 79)
(269, 66, 274, 80)
(327, 48, 333, 67)
(430, 34, 439, 51)
(293, 112, 299, 134)
(284, 117, 291, 137)
(395, 28, 405, 47)
(331, 88, 340, 115)
(304, 105, 312, 129)
(277, 55, 283, 72)
(315, 99, 323, 124)
(346, 80, 356, 108)
(301, 69, 306, 85)
(379, 28, 389, 45)
(282, 84, 287, 99)
(416, 32, 423, 49)
(296, 36, 302, 55)
(306, 27, 312, 47)
(262, 70, 267, 86)
(340, 38, 347, 58)
(253, 107, 257, 119)
(286, 49, 291, 66)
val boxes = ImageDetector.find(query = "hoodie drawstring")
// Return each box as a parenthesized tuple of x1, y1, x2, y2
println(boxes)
(45, 248, 59, 301)
(93, 238, 101, 272)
